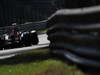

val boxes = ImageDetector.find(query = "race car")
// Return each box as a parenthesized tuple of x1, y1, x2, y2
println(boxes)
(0, 29, 39, 50)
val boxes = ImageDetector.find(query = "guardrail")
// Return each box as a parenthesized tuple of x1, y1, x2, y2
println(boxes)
(0, 43, 49, 59)
(47, 5, 100, 74)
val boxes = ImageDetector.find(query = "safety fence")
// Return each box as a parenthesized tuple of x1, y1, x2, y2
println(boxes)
(0, 0, 56, 27)
(0, 20, 47, 35)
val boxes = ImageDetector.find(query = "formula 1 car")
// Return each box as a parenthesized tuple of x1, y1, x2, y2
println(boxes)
(0, 20, 49, 60)
(0, 29, 39, 50)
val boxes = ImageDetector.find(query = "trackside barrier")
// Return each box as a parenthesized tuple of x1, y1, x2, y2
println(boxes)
(0, 20, 47, 35)
(0, 33, 50, 59)
(0, 43, 49, 59)
(47, 5, 100, 74)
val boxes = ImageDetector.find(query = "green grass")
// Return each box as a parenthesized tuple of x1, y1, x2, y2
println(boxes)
(0, 49, 84, 75)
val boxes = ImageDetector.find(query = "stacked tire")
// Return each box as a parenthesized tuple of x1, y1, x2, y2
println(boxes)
(47, 6, 100, 74)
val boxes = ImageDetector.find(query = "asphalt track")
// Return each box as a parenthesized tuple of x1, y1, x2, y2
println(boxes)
(0, 34, 50, 59)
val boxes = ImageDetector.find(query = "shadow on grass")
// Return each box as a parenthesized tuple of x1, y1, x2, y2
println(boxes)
(0, 52, 53, 65)
(0, 51, 85, 75)
(0, 50, 75, 66)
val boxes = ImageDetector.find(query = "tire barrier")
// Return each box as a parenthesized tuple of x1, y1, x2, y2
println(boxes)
(47, 5, 100, 28)
(47, 5, 100, 74)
